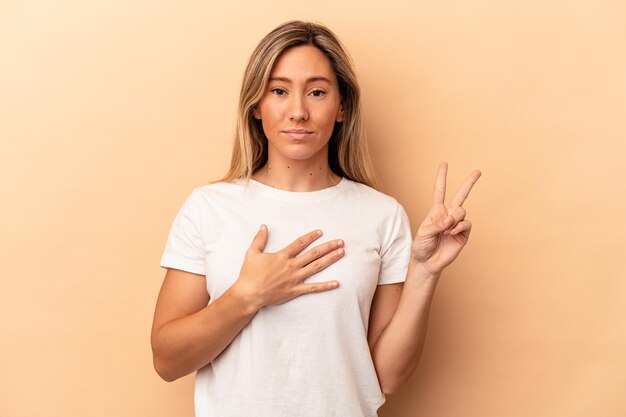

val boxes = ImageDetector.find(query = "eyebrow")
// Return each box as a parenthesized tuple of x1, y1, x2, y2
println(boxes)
(269, 76, 332, 84)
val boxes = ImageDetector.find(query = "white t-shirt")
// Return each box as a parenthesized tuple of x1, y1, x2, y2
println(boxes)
(160, 177, 412, 417)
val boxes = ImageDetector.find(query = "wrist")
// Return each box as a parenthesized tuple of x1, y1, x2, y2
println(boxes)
(227, 282, 264, 316)
(408, 260, 442, 283)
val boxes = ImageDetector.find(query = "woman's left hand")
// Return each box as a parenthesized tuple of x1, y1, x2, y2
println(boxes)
(411, 162, 481, 275)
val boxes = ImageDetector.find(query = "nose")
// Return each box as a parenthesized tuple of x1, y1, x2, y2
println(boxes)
(288, 94, 309, 122)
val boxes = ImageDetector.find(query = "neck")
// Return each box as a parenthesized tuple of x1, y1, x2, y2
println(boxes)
(252, 153, 340, 192)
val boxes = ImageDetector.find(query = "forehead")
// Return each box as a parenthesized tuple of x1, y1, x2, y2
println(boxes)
(270, 45, 337, 82)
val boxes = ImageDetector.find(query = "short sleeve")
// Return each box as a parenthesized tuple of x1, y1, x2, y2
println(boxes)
(160, 190, 207, 275)
(378, 203, 412, 285)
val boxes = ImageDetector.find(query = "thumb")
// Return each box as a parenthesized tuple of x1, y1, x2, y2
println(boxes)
(419, 215, 454, 238)
(249, 224, 269, 253)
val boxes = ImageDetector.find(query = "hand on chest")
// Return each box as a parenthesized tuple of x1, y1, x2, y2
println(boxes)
(204, 206, 384, 304)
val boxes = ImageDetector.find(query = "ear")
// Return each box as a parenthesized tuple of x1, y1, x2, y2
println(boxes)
(335, 102, 344, 122)
(252, 106, 261, 120)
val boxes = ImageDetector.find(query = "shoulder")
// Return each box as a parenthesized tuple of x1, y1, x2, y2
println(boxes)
(171, 181, 251, 225)
(185, 180, 250, 204)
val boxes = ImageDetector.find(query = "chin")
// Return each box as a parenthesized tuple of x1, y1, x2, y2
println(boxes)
(275, 142, 329, 162)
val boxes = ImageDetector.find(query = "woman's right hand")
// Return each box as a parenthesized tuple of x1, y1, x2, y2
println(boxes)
(151, 225, 344, 381)
(231, 225, 345, 310)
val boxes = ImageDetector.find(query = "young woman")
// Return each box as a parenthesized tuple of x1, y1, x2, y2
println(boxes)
(151, 20, 481, 417)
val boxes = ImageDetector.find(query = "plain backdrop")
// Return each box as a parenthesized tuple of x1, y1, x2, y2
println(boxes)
(1, 1, 625, 416)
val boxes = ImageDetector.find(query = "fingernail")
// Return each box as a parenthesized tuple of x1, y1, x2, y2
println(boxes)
(260, 224, 267, 231)
(337, 240, 344, 247)
(317, 230, 323, 236)
(337, 248, 345, 255)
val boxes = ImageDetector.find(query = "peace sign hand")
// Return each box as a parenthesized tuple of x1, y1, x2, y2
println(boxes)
(411, 162, 481, 275)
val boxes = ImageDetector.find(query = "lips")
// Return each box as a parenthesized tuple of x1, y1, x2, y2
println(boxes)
(283, 129, 313, 140)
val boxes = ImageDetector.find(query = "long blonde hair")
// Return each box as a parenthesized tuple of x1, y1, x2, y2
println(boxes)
(219, 20, 378, 189)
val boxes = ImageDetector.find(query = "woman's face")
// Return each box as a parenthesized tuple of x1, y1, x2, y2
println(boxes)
(253, 45, 344, 164)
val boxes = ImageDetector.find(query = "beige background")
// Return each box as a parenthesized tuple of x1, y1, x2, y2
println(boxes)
(1, 1, 625, 416)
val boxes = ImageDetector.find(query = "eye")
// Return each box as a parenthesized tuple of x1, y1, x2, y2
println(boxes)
(270, 87, 287, 96)
(310, 89, 326, 97)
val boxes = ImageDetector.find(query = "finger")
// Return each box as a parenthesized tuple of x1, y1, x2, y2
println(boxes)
(450, 169, 481, 208)
(282, 229, 324, 257)
(417, 215, 455, 238)
(420, 207, 465, 238)
(294, 239, 344, 268)
(297, 246, 345, 279)
(449, 219, 472, 236)
(432, 161, 448, 205)
(294, 280, 340, 296)
(448, 206, 466, 226)
(249, 224, 269, 253)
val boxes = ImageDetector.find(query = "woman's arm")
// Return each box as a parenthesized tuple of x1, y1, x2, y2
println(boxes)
(367, 264, 439, 395)
(151, 268, 257, 382)
(368, 162, 481, 394)
(151, 226, 345, 382)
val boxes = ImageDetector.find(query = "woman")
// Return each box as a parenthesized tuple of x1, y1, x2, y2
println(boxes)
(151, 20, 480, 417)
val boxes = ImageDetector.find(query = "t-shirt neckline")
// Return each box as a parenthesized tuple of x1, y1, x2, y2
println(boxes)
(241, 177, 347, 202)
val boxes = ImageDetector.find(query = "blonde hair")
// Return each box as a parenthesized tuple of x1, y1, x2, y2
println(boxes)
(219, 20, 379, 189)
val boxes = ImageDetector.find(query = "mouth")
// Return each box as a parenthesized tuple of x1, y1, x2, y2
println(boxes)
(283, 129, 313, 139)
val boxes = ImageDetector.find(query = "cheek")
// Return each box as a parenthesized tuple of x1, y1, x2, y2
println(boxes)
(258, 100, 282, 121)
(318, 107, 340, 128)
